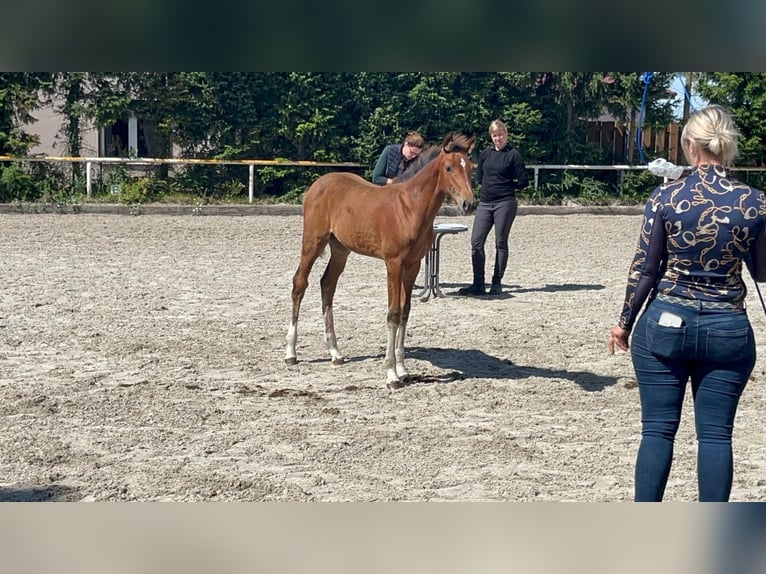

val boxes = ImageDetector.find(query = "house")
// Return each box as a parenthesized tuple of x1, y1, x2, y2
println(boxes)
(25, 98, 159, 158)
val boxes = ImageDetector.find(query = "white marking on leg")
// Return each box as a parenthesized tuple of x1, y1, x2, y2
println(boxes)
(324, 306, 344, 364)
(284, 322, 297, 362)
(385, 320, 399, 384)
(395, 321, 408, 379)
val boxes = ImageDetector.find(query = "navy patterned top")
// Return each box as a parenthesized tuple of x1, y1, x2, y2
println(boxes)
(618, 164, 766, 330)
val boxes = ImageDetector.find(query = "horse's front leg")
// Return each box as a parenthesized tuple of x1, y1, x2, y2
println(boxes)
(394, 323, 408, 382)
(384, 325, 400, 388)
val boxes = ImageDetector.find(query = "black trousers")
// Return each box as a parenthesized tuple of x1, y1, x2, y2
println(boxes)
(468, 197, 518, 285)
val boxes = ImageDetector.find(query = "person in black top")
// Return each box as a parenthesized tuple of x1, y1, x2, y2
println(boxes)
(371, 131, 425, 185)
(459, 119, 528, 296)
(609, 105, 766, 501)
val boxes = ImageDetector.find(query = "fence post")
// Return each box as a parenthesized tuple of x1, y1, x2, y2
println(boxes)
(86, 161, 92, 199)
(248, 164, 254, 204)
(534, 167, 539, 190)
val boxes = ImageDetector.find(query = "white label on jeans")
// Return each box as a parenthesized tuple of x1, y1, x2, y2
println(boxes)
(658, 311, 683, 328)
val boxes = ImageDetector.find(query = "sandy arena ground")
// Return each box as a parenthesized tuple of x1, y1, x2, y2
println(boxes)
(2, 210, 766, 501)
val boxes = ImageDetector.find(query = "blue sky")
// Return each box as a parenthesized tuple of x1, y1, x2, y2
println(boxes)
(668, 74, 707, 118)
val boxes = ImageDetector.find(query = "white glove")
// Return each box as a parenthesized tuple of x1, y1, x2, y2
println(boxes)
(648, 158, 684, 180)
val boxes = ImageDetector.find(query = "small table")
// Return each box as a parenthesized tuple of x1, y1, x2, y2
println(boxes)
(415, 222, 469, 301)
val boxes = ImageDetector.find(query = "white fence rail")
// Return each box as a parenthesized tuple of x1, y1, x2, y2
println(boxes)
(3, 156, 766, 201)
(528, 163, 766, 194)
(0, 156, 364, 203)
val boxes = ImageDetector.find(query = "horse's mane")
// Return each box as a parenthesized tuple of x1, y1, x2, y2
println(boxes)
(395, 132, 474, 183)
(395, 145, 440, 182)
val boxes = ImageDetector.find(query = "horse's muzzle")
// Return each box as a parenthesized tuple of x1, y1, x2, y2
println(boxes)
(461, 199, 477, 215)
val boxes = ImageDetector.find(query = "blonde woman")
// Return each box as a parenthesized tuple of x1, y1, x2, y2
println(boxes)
(609, 105, 766, 501)
(458, 119, 528, 296)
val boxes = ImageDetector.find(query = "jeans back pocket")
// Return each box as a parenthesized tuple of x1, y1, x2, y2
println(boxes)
(646, 317, 687, 359)
(705, 326, 751, 362)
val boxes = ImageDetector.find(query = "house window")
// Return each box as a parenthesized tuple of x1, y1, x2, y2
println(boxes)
(101, 115, 149, 157)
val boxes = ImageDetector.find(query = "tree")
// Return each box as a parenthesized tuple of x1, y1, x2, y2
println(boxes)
(1, 71, 745, 203)
(49, 73, 87, 158)
(531, 72, 613, 163)
(0, 72, 51, 156)
(697, 72, 766, 167)
(601, 72, 676, 164)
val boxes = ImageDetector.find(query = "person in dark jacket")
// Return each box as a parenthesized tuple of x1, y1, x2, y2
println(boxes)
(371, 131, 425, 185)
(609, 104, 766, 502)
(459, 119, 528, 296)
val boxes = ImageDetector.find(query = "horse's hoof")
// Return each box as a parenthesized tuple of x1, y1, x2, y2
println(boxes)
(284, 357, 298, 366)
(387, 380, 403, 390)
(332, 357, 345, 366)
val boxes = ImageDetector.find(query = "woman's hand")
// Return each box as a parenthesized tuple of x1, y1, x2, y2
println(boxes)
(608, 325, 630, 354)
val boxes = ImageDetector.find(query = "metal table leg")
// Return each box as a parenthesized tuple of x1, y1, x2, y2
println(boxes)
(418, 242, 438, 302)
(413, 251, 431, 300)
(415, 224, 468, 302)
(432, 233, 446, 297)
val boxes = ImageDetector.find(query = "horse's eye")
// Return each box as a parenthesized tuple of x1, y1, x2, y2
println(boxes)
(445, 165, 452, 173)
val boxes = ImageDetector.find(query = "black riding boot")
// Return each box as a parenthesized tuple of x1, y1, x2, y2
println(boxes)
(458, 277, 485, 296)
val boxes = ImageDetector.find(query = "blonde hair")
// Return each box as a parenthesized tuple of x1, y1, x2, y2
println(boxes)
(681, 104, 740, 166)
(488, 119, 508, 136)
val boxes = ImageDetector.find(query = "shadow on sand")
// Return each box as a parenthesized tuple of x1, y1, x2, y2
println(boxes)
(0, 484, 81, 502)
(301, 344, 617, 392)
(442, 282, 606, 297)
(405, 346, 618, 391)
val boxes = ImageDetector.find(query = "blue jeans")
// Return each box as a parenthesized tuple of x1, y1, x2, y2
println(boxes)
(630, 296, 755, 502)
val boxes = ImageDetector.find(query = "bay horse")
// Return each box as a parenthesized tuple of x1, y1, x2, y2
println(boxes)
(284, 132, 476, 389)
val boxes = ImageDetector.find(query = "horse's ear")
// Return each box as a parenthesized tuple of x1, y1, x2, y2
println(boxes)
(467, 135, 476, 155)
(442, 132, 456, 153)
(442, 132, 474, 154)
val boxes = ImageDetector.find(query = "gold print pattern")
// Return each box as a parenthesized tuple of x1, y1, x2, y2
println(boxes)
(619, 164, 766, 329)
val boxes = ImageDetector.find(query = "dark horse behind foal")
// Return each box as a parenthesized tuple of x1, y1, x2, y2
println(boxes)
(284, 132, 476, 389)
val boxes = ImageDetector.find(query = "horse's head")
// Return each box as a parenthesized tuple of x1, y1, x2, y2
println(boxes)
(439, 132, 476, 215)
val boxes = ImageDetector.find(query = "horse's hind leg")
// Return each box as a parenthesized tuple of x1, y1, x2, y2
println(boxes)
(321, 236, 350, 365)
(393, 261, 422, 381)
(383, 262, 406, 388)
(284, 234, 328, 365)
